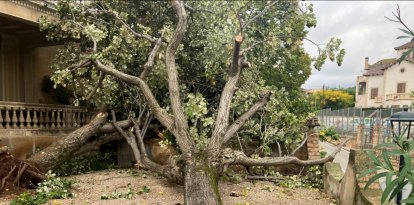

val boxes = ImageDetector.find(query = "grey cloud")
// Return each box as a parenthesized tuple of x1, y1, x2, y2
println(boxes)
(302, 1, 414, 89)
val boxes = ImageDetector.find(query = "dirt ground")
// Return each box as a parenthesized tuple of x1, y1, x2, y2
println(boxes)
(0, 169, 334, 205)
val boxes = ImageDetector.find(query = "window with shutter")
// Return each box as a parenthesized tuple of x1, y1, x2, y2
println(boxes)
(370, 88, 378, 99)
(397, 83, 406, 93)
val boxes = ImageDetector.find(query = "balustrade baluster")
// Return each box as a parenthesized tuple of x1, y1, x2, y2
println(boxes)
(62, 110, 66, 128)
(19, 107, 25, 128)
(51, 110, 56, 128)
(76, 110, 81, 127)
(26, 108, 32, 128)
(39, 109, 44, 128)
(67, 110, 72, 128)
(0, 107, 3, 129)
(56, 110, 61, 128)
(45, 109, 50, 128)
(32, 108, 38, 128)
(12, 108, 18, 128)
(5, 107, 10, 128)
(81, 111, 86, 126)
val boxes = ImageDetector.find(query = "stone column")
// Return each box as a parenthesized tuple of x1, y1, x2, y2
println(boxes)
(306, 117, 320, 160)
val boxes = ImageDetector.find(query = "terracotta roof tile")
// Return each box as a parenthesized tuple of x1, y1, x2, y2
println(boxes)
(362, 58, 414, 76)
(394, 39, 414, 50)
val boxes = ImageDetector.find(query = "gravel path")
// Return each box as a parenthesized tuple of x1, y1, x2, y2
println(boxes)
(0, 169, 335, 205)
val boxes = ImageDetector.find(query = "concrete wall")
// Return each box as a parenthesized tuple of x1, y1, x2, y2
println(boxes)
(366, 75, 383, 108)
(0, 130, 70, 159)
(0, 33, 59, 103)
(323, 149, 391, 205)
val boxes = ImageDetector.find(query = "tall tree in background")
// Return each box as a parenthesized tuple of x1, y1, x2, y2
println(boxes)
(37, 1, 347, 204)
(312, 89, 354, 110)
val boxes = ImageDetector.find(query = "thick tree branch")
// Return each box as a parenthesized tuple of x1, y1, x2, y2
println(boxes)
(140, 33, 164, 80)
(111, 111, 142, 165)
(165, 0, 195, 154)
(230, 137, 352, 167)
(93, 60, 175, 132)
(134, 122, 183, 184)
(207, 35, 243, 158)
(74, 133, 123, 156)
(222, 92, 272, 145)
(85, 71, 105, 100)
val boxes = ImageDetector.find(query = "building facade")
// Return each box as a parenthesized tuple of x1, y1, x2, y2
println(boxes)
(0, 1, 90, 159)
(355, 39, 414, 108)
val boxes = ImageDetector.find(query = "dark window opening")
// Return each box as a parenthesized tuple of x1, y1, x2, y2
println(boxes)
(370, 88, 378, 99)
(358, 82, 366, 95)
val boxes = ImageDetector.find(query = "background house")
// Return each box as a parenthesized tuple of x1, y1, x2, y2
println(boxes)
(355, 39, 414, 108)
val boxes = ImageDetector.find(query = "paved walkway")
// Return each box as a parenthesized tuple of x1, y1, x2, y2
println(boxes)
(320, 141, 350, 171)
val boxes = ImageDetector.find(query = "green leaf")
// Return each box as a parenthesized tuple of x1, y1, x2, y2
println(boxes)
(401, 197, 414, 204)
(398, 28, 414, 36)
(398, 48, 414, 63)
(367, 151, 383, 167)
(375, 143, 398, 150)
(382, 150, 394, 171)
(396, 35, 412, 39)
(389, 180, 409, 202)
(358, 166, 381, 178)
(364, 172, 387, 189)
(381, 178, 399, 204)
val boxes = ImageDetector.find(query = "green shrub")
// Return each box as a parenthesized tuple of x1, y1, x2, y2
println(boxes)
(11, 171, 74, 205)
(319, 127, 340, 141)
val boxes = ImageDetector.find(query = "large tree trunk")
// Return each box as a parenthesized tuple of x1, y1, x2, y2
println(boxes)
(28, 112, 108, 170)
(183, 159, 222, 205)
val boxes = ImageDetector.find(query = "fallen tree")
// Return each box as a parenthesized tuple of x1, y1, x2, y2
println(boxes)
(33, 1, 348, 204)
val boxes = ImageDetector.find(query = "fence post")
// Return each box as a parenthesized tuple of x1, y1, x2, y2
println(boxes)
(355, 124, 365, 149)
(306, 117, 320, 160)
(372, 123, 381, 147)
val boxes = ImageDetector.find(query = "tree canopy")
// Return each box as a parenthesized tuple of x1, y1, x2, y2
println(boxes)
(38, 1, 346, 203)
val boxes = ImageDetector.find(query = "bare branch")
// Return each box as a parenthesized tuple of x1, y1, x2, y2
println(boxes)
(222, 92, 272, 145)
(133, 121, 183, 184)
(242, 1, 277, 30)
(93, 60, 175, 131)
(66, 59, 92, 72)
(230, 137, 352, 167)
(111, 111, 142, 164)
(184, 3, 214, 13)
(85, 71, 105, 101)
(385, 5, 414, 35)
(141, 33, 164, 80)
(290, 133, 312, 156)
(207, 34, 243, 157)
(165, 0, 195, 154)
(241, 40, 265, 55)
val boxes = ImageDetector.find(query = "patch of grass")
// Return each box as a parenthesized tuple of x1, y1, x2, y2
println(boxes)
(100, 185, 150, 200)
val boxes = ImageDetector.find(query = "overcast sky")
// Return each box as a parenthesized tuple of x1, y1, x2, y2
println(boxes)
(302, 1, 414, 90)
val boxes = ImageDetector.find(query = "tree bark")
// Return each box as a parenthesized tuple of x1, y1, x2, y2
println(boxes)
(28, 112, 108, 170)
(184, 159, 222, 205)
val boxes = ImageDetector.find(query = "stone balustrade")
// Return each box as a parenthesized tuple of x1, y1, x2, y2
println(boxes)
(0, 101, 90, 130)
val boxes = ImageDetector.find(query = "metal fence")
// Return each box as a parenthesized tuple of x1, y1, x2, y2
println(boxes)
(317, 107, 408, 148)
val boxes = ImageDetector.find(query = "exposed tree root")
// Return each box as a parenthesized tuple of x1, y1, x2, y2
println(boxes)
(0, 147, 45, 193)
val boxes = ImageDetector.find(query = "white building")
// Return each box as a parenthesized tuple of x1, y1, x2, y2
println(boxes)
(355, 39, 414, 108)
